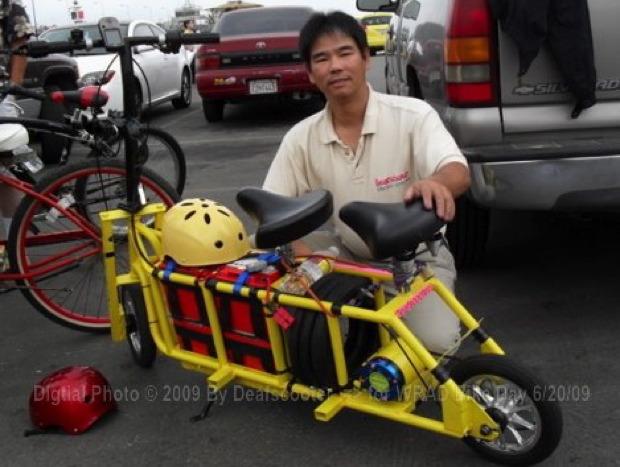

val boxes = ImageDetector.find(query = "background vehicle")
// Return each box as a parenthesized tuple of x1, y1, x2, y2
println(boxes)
(39, 22, 193, 113)
(360, 0, 620, 267)
(196, 6, 319, 122)
(4, 54, 79, 163)
(358, 12, 392, 55)
(16, 54, 79, 118)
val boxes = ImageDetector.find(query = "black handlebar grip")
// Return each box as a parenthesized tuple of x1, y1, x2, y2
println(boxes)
(26, 40, 85, 58)
(181, 33, 220, 44)
(9, 85, 45, 101)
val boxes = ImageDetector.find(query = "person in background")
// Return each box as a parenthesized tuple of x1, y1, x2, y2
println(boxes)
(182, 19, 196, 35)
(262, 12, 471, 354)
(0, 0, 34, 273)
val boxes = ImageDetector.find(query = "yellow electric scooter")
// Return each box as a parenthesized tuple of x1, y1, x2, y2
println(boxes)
(100, 187, 562, 465)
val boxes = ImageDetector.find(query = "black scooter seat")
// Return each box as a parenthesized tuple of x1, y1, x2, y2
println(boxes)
(339, 199, 444, 259)
(237, 187, 333, 248)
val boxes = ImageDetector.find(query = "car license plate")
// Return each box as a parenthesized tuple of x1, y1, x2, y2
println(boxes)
(249, 79, 278, 95)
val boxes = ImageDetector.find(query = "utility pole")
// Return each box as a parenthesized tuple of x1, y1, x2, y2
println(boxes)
(30, 0, 38, 34)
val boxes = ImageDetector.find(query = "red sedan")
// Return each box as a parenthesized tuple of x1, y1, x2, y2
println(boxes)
(196, 6, 319, 122)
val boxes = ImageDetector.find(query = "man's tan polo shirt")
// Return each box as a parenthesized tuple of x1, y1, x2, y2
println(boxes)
(263, 86, 467, 258)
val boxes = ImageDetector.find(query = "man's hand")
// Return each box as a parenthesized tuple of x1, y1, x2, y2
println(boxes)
(403, 162, 471, 222)
(404, 179, 455, 221)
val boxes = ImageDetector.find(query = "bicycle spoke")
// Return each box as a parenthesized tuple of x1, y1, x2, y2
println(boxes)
(11, 160, 178, 331)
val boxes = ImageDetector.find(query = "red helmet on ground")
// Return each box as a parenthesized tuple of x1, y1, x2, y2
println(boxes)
(29, 366, 117, 435)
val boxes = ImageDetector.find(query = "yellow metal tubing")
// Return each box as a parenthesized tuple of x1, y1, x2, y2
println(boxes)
(439, 379, 500, 441)
(325, 315, 349, 387)
(99, 211, 125, 341)
(263, 310, 289, 372)
(340, 391, 459, 438)
(428, 278, 505, 356)
(314, 395, 345, 421)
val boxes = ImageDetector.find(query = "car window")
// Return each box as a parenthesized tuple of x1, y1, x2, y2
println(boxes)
(39, 24, 129, 54)
(361, 15, 392, 26)
(134, 24, 155, 37)
(215, 8, 313, 36)
(148, 25, 164, 37)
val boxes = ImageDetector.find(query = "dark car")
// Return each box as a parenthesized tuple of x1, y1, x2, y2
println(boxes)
(14, 53, 80, 163)
(196, 6, 319, 122)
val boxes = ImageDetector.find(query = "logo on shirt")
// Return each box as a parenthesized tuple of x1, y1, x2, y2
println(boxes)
(374, 170, 410, 191)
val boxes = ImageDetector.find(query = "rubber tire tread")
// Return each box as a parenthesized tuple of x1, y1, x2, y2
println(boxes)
(446, 196, 490, 269)
(287, 273, 379, 389)
(202, 99, 224, 122)
(450, 354, 563, 466)
(172, 69, 192, 109)
(123, 284, 157, 368)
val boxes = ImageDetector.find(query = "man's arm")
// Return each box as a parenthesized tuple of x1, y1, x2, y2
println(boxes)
(9, 37, 28, 85)
(404, 162, 470, 221)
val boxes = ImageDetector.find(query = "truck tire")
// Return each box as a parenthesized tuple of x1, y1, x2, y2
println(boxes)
(446, 196, 490, 269)
(39, 83, 74, 164)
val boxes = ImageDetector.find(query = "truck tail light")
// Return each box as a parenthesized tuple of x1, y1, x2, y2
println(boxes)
(445, 0, 497, 107)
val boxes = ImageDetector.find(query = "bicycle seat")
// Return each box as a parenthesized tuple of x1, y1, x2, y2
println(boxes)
(237, 187, 333, 248)
(0, 124, 28, 152)
(50, 86, 109, 110)
(339, 199, 445, 259)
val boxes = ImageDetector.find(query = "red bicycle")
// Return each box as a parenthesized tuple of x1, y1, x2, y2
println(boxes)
(0, 84, 179, 331)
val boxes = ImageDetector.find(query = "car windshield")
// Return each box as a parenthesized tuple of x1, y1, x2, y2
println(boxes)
(39, 24, 129, 54)
(214, 8, 312, 36)
(361, 16, 391, 26)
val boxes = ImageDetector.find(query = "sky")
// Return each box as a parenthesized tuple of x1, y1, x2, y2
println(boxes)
(29, 0, 363, 28)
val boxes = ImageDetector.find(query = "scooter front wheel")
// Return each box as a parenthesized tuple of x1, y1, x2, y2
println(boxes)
(122, 284, 157, 368)
(450, 355, 563, 465)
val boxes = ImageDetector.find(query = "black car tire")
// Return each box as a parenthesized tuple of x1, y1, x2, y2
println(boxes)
(202, 99, 224, 122)
(172, 69, 192, 109)
(446, 196, 490, 269)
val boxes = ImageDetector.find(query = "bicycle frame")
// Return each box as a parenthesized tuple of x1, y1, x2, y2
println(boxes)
(100, 203, 508, 441)
(0, 171, 100, 282)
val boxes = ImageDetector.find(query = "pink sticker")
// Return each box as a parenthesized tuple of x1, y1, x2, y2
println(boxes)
(273, 307, 295, 330)
(395, 285, 434, 318)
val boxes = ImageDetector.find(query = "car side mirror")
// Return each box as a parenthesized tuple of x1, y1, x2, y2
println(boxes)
(357, 0, 399, 12)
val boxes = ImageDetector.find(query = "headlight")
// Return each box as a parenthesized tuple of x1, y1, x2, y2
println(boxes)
(78, 70, 115, 87)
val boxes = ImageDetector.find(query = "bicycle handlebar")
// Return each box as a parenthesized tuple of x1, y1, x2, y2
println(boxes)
(11, 31, 219, 59)
(6, 84, 45, 101)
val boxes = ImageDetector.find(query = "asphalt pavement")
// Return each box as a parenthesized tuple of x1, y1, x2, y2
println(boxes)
(1, 56, 619, 466)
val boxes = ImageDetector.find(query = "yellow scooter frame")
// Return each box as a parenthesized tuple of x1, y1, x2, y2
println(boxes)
(100, 203, 507, 442)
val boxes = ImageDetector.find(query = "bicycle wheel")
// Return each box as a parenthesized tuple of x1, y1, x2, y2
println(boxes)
(94, 126, 187, 196)
(450, 355, 563, 465)
(8, 159, 179, 332)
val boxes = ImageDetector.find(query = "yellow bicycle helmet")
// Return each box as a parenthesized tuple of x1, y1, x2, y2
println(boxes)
(162, 198, 251, 266)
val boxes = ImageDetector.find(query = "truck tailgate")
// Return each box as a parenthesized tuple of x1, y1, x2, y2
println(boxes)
(497, 0, 620, 133)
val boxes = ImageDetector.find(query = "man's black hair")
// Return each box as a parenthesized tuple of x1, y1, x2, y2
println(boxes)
(299, 11, 369, 68)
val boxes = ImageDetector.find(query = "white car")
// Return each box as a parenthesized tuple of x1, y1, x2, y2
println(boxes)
(39, 21, 193, 113)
